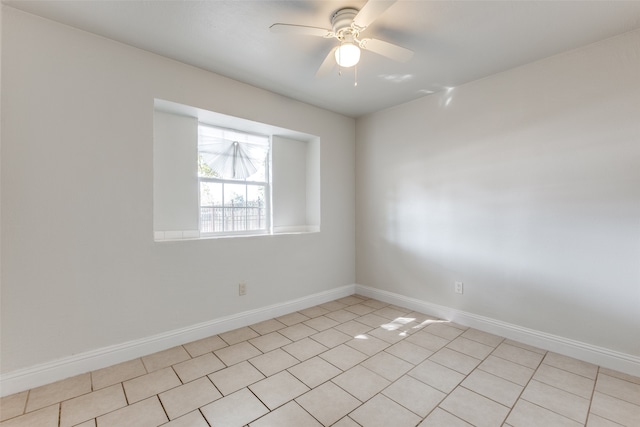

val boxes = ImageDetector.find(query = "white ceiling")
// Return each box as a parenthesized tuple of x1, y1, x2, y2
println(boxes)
(5, 0, 640, 117)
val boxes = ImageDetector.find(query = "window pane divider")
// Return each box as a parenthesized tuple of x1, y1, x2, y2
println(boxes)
(198, 176, 268, 186)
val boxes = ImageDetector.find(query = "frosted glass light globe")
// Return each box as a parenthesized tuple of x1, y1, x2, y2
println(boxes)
(335, 43, 361, 68)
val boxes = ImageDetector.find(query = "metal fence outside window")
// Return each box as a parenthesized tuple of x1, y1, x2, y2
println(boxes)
(200, 202, 265, 233)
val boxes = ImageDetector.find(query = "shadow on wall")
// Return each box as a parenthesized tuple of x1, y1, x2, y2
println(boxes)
(370, 168, 639, 356)
(362, 123, 640, 355)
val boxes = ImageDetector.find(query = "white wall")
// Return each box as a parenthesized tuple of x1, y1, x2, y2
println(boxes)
(272, 136, 308, 229)
(0, 7, 355, 374)
(306, 138, 321, 229)
(272, 135, 320, 232)
(153, 111, 199, 234)
(356, 30, 640, 358)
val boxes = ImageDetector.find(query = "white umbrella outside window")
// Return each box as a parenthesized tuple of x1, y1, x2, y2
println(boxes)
(198, 127, 269, 180)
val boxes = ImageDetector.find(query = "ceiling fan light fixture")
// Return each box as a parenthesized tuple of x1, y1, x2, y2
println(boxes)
(270, 1, 414, 77)
(335, 42, 361, 68)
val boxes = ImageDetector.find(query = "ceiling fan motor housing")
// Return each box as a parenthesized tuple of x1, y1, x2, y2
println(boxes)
(332, 8, 359, 35)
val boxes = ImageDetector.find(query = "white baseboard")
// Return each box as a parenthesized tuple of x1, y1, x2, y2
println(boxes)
(354, 284, 640, 377)
(0, 284, 356, 397)
(4, 283, 637, 397)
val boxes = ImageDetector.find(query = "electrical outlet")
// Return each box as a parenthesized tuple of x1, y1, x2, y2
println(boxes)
(239, 282, 247, 296)
(455, 281, 464, 294)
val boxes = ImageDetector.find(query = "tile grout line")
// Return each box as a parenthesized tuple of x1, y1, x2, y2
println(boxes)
(435, 406, 475, 427)
(583, 365, 600, 427)
(324, 321, 468, 425)
(22, 389, 30, 420)
(93, 357, 218, 426)
(422, 327, 477, 423)
(490, 352, 539, 371)
(335, 315, 476, 424)
(592, 373, 640, 404)
(298, 306, 389, 426)
(246, 298, 375, 425)
(120, 381, 130, 406)
(531, 365, 597, 400)
(205, 371, 224, 400)
(156, 392, 171, 425)
(515, 399, 588, 426)
(503, 353, 604, 426)
(197, 407, 213, 427)
(498, 344, 547, 426)
(170, 364, 184, 386)
(583, 367, 640, 426)
(344, 361, 434, 422)
(419, 332, 508, 426)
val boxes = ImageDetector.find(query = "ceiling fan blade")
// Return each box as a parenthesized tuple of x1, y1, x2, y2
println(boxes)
(269, 23, 333, 38)
(360, 38, 413, 62)
(316, 46, 338, 77)
(353, 0, 396, 29)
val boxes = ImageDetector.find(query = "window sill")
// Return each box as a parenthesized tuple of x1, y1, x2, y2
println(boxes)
(154, 226, 320, 242)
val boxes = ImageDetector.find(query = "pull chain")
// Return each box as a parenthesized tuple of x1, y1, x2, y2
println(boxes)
(336, 61, 357, 86)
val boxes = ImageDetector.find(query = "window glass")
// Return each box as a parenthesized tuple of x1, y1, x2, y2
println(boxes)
(198, 124, 268, 182)
(197, 124, 270, 234)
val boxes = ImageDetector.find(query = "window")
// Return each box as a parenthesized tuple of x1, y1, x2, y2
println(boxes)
(153, 99, 320, 241)
(198, 124, 270, 235)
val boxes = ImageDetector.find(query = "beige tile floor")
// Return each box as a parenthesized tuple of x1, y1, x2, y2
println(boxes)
(1, 295, 639, 427)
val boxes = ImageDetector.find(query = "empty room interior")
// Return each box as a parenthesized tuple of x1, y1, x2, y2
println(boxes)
(1, 1, 639, 426)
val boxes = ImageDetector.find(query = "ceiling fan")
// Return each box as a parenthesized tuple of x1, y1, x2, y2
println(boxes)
(270, 0, 414, 77)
